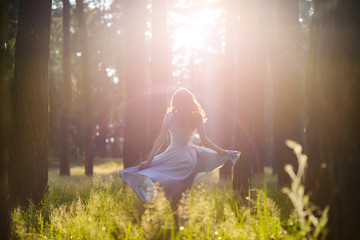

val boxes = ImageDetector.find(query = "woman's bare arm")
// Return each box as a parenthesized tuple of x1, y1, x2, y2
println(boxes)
(198, 122, 226, 156)
(139, 112, 170, 170)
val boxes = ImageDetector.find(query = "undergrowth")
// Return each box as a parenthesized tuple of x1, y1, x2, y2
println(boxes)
(11, 143, 328, 239)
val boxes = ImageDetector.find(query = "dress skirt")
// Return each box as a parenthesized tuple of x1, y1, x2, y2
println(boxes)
(119, 142, 241, 203)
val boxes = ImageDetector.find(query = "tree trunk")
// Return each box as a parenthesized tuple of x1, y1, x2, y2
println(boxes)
(148, 0, 169, 151)
(219, 0, 237, 181)
(8, 0, 51, 206)
(123, 0, 147, 168)
(305, 1, 360, 239)
(59, 0, 71, 176)
(233, 151, 251, 196)
(234, 0, 256, 183)
(76, 0, 94, 175)
(0, 0, 10, 237)
(252, 0, 270, 176)
(273, 0, 302, 186)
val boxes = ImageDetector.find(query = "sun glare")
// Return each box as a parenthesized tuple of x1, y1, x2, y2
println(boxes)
(171, 4, 225, 52)
(174, 27, 205, 50)
(169, 1, 225, 82)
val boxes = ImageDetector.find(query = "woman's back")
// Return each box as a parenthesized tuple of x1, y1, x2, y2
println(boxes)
(168, 112, 197, 146)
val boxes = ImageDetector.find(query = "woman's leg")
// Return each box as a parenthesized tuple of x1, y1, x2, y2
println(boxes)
(170, 189, 190, 228)
(170, 198, 180, 228)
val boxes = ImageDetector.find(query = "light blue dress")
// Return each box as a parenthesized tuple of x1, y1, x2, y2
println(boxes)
(119, 112, 241, 203)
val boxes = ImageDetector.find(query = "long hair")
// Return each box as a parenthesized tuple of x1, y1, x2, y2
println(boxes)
(167, 88, 206, 128)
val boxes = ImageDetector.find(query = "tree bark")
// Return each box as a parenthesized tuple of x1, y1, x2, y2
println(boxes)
(219, 0, 237, 180)
(148, 0, 169, 151)
(234, 0, 256, 183)
(59, 0, 71, 176)
(233, 151, 251, 196)
(0, 0, 10, 237)
(8, 0, 51, 206)
(76, 0, 94, 175)
(273, 0, 302, 186)
(305, 1, 360, 239)
(123, 0, 147, 168)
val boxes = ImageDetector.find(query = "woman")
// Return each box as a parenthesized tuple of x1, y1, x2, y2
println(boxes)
(119, 88, 240, 218)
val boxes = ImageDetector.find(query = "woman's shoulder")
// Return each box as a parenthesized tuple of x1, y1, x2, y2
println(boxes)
(164, 111, 175, 124)
(165, 111, 174, 119)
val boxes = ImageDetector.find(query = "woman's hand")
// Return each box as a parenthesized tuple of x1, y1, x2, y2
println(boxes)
(138, 160, 151, 170)
(226, 150, 241, 165)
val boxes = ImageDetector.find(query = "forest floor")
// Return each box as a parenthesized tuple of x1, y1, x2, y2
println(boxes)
(10, 158, 325, 239)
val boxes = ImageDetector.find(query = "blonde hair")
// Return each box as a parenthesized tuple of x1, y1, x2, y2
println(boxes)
(167, 88, 206, 128)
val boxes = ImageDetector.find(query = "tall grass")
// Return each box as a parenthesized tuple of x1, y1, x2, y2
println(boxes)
(282, 140, 329, 240)
(11, 148, 328, 239)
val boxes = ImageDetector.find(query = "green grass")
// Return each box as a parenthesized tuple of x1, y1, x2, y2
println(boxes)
(11, 153, 327, 240)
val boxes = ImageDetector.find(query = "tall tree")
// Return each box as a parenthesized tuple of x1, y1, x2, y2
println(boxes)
(0, 0, 10, 237)
(273, 0, 302, 186)
(305, 1, 360, 239)
(219, 0, 237, 180)
(76, 0, 94, 175)
(233, 0, 256, 191)
(59, 0, 71, 176)
(123, 0, 147, 168)
(8, 0, 52, 205)
(251, 0, 274, 175)
(148, 0, 169, 150)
